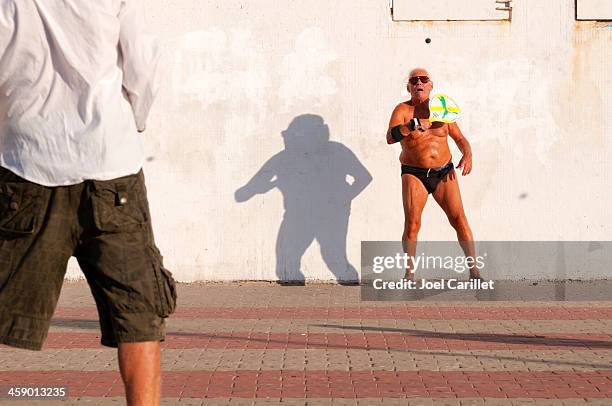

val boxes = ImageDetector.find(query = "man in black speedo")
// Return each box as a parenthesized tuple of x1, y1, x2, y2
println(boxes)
(386, 68, 482, 280)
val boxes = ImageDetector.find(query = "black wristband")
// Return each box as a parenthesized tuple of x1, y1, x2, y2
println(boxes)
(390, 125, 404, 143)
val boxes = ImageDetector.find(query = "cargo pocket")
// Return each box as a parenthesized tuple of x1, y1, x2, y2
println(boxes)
(0, 182, 49, 236)
(90, 175, 148, 233)
(149, 246, 177, 318)
(0, 181, 50, 287)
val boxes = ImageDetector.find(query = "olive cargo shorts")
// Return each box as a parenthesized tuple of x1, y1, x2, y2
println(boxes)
(0, 166, 177, 350)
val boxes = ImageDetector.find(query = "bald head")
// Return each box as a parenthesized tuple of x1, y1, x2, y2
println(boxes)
(409, 68, 431, 79)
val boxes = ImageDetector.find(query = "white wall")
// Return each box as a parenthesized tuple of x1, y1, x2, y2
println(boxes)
(67, 0, 612, 281)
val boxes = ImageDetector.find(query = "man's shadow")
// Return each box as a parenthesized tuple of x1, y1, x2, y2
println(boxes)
(235, 114, 372, 285)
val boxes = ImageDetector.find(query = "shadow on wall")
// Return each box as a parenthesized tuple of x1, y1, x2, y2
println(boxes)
(235, 114, 372, 284)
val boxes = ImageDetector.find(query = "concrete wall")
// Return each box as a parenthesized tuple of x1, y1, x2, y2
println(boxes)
(66, 0, 612, 281)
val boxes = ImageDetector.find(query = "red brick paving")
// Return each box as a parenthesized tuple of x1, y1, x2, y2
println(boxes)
(3, 284, 612, 403)
(27, 331, 612, 350)
(52, 306, 612, 320)
(1, 370, 611, 398)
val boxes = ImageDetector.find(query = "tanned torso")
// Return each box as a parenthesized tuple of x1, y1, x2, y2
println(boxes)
(397, 100, 451, 168)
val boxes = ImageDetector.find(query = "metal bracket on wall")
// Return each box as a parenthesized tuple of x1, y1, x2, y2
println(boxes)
(391, 0, 513, 22)
(495, 0, 513, 20)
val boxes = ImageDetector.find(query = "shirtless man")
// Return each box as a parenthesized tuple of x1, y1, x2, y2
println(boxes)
(386, 68, 482, 280)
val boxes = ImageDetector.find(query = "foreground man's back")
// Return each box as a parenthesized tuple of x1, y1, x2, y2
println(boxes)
(0, 0, 158, 186)
(0, 2, 172, 406)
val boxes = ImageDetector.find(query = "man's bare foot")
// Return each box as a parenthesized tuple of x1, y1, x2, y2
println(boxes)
(404, 270, 415, 280)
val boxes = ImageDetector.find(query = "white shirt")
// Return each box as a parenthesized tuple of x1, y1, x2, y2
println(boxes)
(0, 0, 160, 186)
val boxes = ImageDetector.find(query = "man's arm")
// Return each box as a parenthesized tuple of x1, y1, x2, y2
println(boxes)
(344, 148, 372, 200)
(234, 156, 279, 202)
(448, 122, 473, 175)
(118, 0, 160, 133)
(386, 103, 423, 144)
(0, 3, 16, 81)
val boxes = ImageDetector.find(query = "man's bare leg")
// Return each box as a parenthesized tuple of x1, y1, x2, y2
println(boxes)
(402, 174, 429, 279)
(118, 341, 161, 406)
(432, 171, 482, 279)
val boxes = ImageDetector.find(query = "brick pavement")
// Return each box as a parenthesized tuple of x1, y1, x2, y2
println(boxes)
(1, 282, 611, 405)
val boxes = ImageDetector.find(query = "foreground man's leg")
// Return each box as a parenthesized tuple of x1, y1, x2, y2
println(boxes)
(75, 172, 176, 406)
(118, 341, 161, 406)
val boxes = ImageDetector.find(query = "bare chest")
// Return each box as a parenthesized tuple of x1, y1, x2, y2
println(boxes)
(405, 107, 449, 138)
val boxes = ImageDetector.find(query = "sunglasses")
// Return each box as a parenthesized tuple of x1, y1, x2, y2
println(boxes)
(408, 76, 430, 85)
